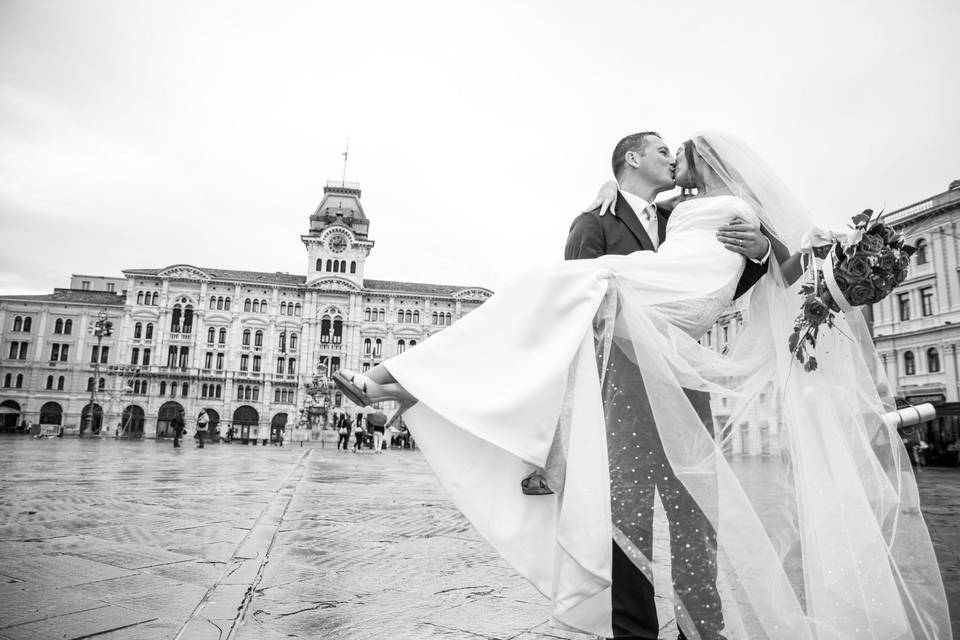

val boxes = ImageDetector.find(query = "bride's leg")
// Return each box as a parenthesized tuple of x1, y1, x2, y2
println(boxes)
(365, 365, 396, 385)
(334, 365, 416, 405)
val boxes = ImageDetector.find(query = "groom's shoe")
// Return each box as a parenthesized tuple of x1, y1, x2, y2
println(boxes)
(520, 471, 554, 495)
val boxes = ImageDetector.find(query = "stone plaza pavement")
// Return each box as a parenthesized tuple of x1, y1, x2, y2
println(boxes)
(0, 436, 957, 640)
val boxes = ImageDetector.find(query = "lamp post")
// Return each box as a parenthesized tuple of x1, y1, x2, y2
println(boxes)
(83, 310, 113, 436)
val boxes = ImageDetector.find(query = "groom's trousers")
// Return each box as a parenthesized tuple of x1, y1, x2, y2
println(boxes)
(603, 342, 724, 640)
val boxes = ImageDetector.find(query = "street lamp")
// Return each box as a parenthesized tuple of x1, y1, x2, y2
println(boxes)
(83, 310, 113, 436)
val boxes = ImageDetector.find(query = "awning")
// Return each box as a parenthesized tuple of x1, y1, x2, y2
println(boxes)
(0, 407, 21, 415)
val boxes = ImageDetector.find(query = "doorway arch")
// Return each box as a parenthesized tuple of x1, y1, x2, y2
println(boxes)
(156, 401, 184, 438)
(121, 405, 145, 439)
(0, 399, 21, 432)
(270, 412, 288, 444)
(232, 405, 259, 444)
(81, 403, 103, 434)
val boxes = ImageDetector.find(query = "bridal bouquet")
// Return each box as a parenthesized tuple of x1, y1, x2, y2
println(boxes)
(789, 210, 915, 371)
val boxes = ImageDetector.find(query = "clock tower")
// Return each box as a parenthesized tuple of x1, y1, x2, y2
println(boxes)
(302, 181, 374, 286)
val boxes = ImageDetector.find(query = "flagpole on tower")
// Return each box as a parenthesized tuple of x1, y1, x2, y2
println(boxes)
(341, 138, 350, 186)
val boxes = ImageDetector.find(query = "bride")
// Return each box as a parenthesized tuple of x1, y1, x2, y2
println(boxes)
(333, 131, 951, 639)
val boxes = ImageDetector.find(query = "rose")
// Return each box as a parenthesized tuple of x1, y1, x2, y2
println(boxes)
(840, 253, 872, 282)
(846, 281, 876, 306)
(858, 233, 884, 256)
(878, 250, 897, 272)
(803, 296, 830, 324)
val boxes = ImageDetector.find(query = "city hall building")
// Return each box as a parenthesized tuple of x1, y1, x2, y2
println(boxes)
(0, 181, 492, 441)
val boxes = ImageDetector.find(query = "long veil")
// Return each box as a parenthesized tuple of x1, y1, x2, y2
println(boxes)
(602, 130, 951, 639)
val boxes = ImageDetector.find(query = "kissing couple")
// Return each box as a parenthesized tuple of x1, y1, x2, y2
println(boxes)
(335, 131, 951, 639)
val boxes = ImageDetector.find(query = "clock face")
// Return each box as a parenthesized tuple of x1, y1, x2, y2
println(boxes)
(328, 234, 348, 253)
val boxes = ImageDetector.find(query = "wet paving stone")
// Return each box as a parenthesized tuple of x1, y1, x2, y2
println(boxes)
(0, 436, 957, 639)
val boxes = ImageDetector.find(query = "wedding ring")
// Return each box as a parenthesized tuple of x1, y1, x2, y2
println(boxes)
(738, 239, 743, 247)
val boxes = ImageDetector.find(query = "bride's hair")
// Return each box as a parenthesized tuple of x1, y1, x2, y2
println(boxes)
(611, 131, 661, 179)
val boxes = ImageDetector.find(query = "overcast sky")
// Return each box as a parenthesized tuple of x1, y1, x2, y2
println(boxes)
(1, 0, 958, 295)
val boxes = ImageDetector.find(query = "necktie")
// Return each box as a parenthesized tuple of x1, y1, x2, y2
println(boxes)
(641, 204, 659, 249)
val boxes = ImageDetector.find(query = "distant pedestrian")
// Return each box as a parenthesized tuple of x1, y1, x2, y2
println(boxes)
(368, 411, 387, 454)
(337, 414, 351, 451)
(196, 410, 209, 448)
(172, 410, 185, 448)
(352, 415, 365, 452)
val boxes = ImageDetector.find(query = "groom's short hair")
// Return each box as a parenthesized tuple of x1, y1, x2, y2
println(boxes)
(612, 131, 662, 179)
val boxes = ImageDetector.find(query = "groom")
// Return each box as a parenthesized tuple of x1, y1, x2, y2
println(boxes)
(565, 132, 769, 640)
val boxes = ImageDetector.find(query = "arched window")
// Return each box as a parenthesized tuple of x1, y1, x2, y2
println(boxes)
(224, 297, 231, 311)
(432, 312, 438, 324)
(364, 338, 372, 354)
(320, 317, 331, 343)
(13, 316, 22, 331)
(55, 319, 63, 334)
(244, 386, 252, 401)
(138, 292, 144, 305)
(64, 319, 72, 334)
(413, 311, 419, 323)
(3, 374, 10, 387)
(340, 260, 347, 272)
(333, 319, 343, 344)
(210, 296, 217, 309)
(170, 305, 182, 332)
(255, 330, 263, 347)
(405, 310, 413, 323)
(281, 302, 287, 315)
(397, 310, 404, 323)
(410, 339, 417, 347)
(288, 358, 295, 373)
(260, 299, 267, 313)
(350, 261, 357, 274)
(290, 333, 298, 350)
(218, 328, 227, 344)
(904, 351, 916, 375)
(277, 358, 285, 374)
(275, 389, 281, 403)
(216, 384, 222, 398)
(287, 303, 294, 316)
(145, 323, 153, 339)
(159, 381, 167, 396)
(446, 313, 452, 324)
(57, 376, 65, 391)
(46, 375, 54, 390)
(378, 309, 385, 322)
(364, 308, 371, 321)
(397, 339, 406, 354)
(374, 339, 383, 357)
(135, 323, 144, 339)
(202, 383, 208, 398)
(294, 303, 301, 316)
(170, 382, 178, 397)
(207, 327, 215, 343)
(143, 348, 151, 365)
(253, 300, 260, 313)
(23, 317, 31, 332)
(217, 297, 224, 310)
(244, 298, 251, 312)
(16, 374, 23, 388)
(179, 346, 189, 368)
(131, 347, 139, 364)
(181, 383, 188, 397)
(98, 377, 105, 390)
(87, 377, 94, 391)
(253, 387, 259, 402)
(332, 261, 339, 273)
(316, 258, 322, 271)
(183, 307, 193, 333)
(916, 239, 929, 265)
(278, 332, 286, 351)
(326, 259, 333, 271)
(151, 292, 159, 305)
(242, 329, 251, 346)
(928, 347, 941, 373)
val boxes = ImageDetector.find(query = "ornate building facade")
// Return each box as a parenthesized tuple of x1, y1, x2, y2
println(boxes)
(0, 181, 492, 440)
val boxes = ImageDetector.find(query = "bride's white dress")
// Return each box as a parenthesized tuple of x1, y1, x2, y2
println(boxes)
(383, 195, 951, 639)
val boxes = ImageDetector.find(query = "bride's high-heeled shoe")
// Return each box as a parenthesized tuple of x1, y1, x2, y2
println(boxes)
(333, 370, 418, 418)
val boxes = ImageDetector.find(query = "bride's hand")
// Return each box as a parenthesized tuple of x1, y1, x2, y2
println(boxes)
(717, 216, 770, 261)
(583, 180, 618, 216)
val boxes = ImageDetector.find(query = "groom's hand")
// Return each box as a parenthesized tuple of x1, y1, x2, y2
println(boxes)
(717, 216, 770, 262)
